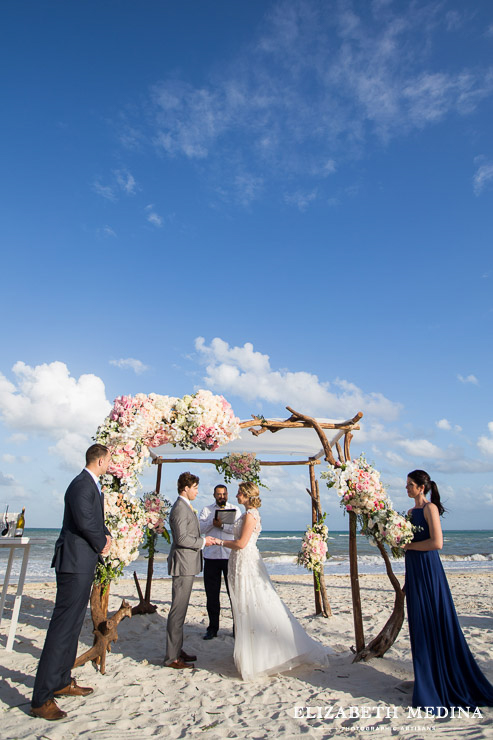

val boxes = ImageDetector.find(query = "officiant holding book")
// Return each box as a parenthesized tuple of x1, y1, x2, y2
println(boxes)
(199, 485, 241, 640)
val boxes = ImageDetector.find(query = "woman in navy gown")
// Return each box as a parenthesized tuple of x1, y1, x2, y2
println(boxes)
(404, 469, 493, 714)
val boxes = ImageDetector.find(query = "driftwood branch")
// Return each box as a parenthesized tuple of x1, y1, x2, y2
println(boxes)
(132, 567, 158, 616)
(240, 413, 362, 438)
(344, 432, 353, 462)
(286, 406, 337, 466)
(240, 411, 363, 431)
(352, 542, 405, 662)
(74, 585, 132, 674)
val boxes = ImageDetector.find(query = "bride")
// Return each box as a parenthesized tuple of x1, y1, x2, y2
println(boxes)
(216, 481, 332, 680)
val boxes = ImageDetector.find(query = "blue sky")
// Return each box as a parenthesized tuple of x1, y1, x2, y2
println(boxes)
(1, 0, 492, 531)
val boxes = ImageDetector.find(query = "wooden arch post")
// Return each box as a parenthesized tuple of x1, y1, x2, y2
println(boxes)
(308, 462, 331, 617)
(346, 433, 365, 655)
(132, 461, 163, 615)
(244, 408, 364, 625)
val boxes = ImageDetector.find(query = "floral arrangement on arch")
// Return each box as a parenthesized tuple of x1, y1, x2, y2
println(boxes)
(297, 515, 329, 590)
(94, 390, 240, 583)
(141, 490, 172, 558)
(95, 488, 147, 588)
(321, 454, 414, 558)
(214, 452, 265, 487)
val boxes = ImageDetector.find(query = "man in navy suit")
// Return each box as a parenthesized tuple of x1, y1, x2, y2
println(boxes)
(31, 444, 112, 721)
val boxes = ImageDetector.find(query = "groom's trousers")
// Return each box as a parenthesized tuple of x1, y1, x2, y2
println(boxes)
(32, 571, 94, 708)
(165, 575, 194, 664)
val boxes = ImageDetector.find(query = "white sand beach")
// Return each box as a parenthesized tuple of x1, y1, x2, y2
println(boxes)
(1, 572, 492, 739)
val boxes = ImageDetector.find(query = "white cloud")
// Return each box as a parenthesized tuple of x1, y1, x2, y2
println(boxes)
(93, 179, 116, 201)
(445, 10, 463, 32)
(436, 418, 462, 432)
(93, 169, 138, 201)
(457, 373, 479, 385)
(102, 225, 117, 238)
(397, 439, 444, 459)
(109, 358, 149, 375)
(234, 173, 264, 206)
(195, 337, 401, 421)
(473, 161, 493, 195)
(145, 204, 163, 227)
(114, 169, 137, 195)
(141, 0, 493, 199)
(8, 433, 27, 444)
(284, 189, 317, 211)
(49, 433, 91, 469)
(1, 453, 30, 464)
(320, 159, 336, 176)
(478, 422, 493, 457)
(0, 470, 15, 486)
(0, 361, 111, 467)
(384, 450, 406, 466)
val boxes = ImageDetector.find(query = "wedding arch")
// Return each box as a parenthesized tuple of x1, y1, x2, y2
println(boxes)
(149, 407, 365, 620)
(75, 391, 407, 673)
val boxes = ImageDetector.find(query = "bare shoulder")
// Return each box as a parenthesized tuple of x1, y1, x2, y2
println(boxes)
(423, 502, 440, 522)
(424, 502, 439, 514)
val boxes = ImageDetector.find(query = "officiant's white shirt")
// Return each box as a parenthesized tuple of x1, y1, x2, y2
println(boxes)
(199, 501, 241, 560)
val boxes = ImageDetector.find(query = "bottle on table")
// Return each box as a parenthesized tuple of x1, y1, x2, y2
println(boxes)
(14, 507, 25, 537)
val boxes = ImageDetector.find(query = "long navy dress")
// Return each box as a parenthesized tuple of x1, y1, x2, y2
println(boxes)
(405, 506, 493, 713)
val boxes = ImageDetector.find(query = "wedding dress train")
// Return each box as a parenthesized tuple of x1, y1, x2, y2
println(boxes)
(227, 509, 331, 680)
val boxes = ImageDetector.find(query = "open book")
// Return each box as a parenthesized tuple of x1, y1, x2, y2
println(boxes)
(215, 509, 237, 525)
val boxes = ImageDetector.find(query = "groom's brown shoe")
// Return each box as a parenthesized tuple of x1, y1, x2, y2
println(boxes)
(166, 658, 194, 669)
(54, 678, 94, 697)
(30, 699, 67, 720)
(180, 650, 197, 662)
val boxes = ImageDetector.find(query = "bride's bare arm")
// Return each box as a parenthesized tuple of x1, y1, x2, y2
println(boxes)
(219, 511, 256, 550)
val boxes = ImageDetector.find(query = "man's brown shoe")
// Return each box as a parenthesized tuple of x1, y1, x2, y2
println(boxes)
(30, 699, 67, 721)
(180, 650, 197, 662)
(54, 678, 94, 697)
(166, 658, 194, 669)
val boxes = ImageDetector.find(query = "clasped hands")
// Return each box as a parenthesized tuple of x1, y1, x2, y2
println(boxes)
(204, 536, 223, 547)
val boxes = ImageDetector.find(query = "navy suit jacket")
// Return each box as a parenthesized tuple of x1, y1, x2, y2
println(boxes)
(51, 469, 110, 574)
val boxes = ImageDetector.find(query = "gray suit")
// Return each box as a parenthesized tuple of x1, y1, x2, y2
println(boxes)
(165, 496, 204, 663)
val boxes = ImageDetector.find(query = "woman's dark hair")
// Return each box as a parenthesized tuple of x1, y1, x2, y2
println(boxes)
(408, 469, 445, 516)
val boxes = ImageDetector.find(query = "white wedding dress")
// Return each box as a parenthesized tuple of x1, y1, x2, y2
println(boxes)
(227, 509, 331, 680)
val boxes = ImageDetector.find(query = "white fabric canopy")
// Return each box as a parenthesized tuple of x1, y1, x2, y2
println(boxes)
(151, 419, 346, 459)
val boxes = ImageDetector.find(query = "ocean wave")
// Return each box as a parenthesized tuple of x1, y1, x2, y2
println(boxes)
(258, 536, 300, 541)
(263, 555, 297, 564)
(441, 553, 493, 562)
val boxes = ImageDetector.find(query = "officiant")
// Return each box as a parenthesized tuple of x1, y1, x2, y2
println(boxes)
(199, 484, 241, 640)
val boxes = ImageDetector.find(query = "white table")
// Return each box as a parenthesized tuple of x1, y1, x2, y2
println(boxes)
(0, 537, 31, 651)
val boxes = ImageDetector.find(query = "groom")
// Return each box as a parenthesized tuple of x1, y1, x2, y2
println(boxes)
(165, 472, 216, 669)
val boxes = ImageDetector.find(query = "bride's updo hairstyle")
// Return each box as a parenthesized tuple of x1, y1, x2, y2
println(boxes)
(408, 469, 445, 516)
(238, 481, 261, 508)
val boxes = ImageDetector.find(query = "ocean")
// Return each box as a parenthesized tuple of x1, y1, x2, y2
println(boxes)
(2, 528, 493, 582)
